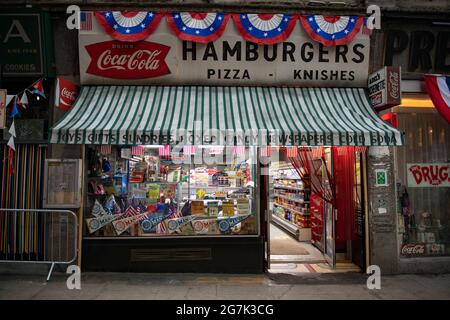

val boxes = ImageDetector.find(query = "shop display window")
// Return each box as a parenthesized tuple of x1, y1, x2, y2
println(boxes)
(396, 112, 450, 257)
(84, 145, 259, 238)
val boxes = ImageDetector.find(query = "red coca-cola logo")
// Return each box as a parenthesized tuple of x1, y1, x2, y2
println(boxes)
(85, 41, 171, 79)
(401, 244, 425, 256)
(388, 70, 400, 99)
(57, 77, 80, 112)
(61, 87, 77, 101)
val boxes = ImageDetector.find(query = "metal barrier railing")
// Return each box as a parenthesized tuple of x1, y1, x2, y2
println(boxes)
(0, 209, 78, 281)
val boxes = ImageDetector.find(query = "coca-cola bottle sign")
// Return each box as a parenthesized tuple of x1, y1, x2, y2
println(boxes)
(85, 41, 171, 79)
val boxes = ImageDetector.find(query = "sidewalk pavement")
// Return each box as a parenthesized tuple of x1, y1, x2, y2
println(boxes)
(1, 272, 450, 300)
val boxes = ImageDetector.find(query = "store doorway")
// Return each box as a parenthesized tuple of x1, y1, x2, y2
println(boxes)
(265, 147, 366, 274)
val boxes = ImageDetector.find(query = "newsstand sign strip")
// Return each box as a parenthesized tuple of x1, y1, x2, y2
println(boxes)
(79, 12, 370, 87)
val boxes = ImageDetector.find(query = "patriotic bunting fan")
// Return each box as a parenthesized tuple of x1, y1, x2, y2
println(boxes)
(232, 14, 297, 45)
(300, 15, 363, 46)
(424, 74, 450, 124)
(166, 12, 230, 43)
(95, 11, 163, 42)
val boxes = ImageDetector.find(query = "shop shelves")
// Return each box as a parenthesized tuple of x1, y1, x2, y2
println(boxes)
(273, 202, 310, 216)
(273, 193, 309, 204)
(273, 185, 309, 191)
(181, 185, 244, 189)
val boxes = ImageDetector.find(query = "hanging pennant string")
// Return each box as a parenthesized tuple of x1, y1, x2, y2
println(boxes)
(4, 78, 46, 114)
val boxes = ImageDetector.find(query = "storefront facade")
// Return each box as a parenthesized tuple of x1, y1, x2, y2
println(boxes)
(44, 10, 404, 273)
(372, 16, 450, 273)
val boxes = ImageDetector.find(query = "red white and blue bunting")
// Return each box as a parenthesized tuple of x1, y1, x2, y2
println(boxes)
(95, 11, 163, 42)
(232, 14, 297, 45)
(92, 11, 368, 46)
(300, 15, 363, 46)
(166, 12, 230, 43)
(424, 74, 450, 124)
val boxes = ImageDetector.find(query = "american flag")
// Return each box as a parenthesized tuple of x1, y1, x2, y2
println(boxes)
(208, 146, 224, 155)
(156, 221, 167, 234)
(362, 17, 373, 36)
(158, 145, 171, 157)
(156, 206, 182, 234)
(96, 145, 111, 155)
(183, 145, 196, 155)
(122, 206, 140, 218)
(286, 147, 298, 158)
(80, 12, 93, 31)
(311, 146, 324, 159)
(260, 146, 273, 157)
(232, 146, 245, 156)
(169, 205, 183, 218)
(131, 145, 144, 156)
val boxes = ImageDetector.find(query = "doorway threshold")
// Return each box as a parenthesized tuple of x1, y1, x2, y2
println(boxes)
(270, 255, 326, 264)
(268, 261, 361, 274)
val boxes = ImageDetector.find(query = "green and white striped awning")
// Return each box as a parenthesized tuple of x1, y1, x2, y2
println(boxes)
(50, 86, 403, 146)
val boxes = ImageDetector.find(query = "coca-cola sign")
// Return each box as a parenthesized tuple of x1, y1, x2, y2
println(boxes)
(401, 243, 425, 256)
(368, 66, 401, 112)
(85, 41, 170, 79)
(55, 77, 80, 112)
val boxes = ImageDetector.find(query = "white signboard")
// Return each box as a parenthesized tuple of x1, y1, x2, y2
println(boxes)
(79, 15, 370, 87)
(407, 163, 450, 188)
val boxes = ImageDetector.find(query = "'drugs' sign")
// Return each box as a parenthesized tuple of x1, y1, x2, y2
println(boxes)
(79, 13, 370, 87)
(407, 163, 450, 187)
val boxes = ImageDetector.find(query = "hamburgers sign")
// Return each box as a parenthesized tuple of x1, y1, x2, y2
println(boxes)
(78, 12, 370, 86)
